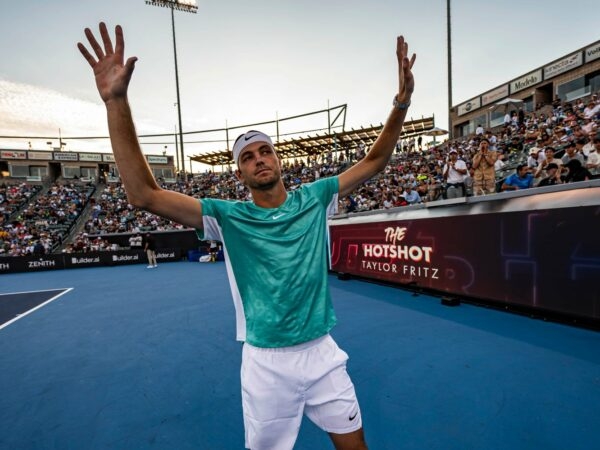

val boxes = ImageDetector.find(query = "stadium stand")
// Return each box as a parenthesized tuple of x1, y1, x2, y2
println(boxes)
(1, 93, 598, 256)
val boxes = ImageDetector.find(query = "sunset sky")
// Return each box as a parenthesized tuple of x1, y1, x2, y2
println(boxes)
(0, 0, 598, 171)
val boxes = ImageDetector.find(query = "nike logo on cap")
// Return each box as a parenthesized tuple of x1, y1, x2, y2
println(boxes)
(244, 133, 259, 141)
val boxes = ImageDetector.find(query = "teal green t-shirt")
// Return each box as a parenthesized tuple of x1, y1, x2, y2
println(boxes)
(197, 176, 339, 348)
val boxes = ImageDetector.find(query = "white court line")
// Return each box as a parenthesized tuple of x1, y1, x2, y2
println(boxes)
(0, 288, 73, 331)
(0, 288, 71, 296)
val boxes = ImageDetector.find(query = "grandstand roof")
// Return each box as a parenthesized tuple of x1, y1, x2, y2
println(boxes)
(190, 116, 435, 166)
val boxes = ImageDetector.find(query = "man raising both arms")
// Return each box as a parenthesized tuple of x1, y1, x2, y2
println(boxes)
(78, 23, 415, 450)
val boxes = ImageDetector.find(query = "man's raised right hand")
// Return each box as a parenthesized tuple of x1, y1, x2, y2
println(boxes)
(77, 22, 137, 104)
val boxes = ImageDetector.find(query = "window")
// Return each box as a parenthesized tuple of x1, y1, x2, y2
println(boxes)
(9, 165, 29, 178)
(63, 166, 81, 178)
(557, 77, 587, 101)
(30, 166, 48, 178)
(81, 167, 97, 179)
(490, 110, 505, 128)
(152, 168, 174, 179)
(587, 71, 600, 94)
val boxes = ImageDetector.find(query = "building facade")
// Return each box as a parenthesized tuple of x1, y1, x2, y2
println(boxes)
(450, 40, 600, 137)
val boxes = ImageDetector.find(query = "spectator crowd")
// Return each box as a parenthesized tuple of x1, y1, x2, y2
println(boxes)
(1, 92, 598, 256)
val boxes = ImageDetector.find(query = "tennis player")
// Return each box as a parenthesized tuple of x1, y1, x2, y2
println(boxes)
(78, 22, 415, 450)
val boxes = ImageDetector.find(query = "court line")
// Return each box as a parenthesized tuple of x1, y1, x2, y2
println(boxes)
(0, 288, 71, 296)
(0, 288, 74, 331)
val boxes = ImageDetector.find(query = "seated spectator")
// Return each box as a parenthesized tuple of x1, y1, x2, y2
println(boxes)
(561, 141, 584, 165)
(402, 184, 421, 204)
(585, 136, 600, 176)
(527, 147, 544, 169)
(563, 159, 592, 183)
(538, 163, 562, 187)
(501, 164, 534, 191)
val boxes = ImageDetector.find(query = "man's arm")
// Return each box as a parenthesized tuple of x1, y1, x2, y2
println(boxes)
(78, 23, 203, 229)
(338, 36, 416, 197)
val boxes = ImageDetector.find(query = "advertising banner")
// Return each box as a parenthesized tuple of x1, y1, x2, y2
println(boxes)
(584, 42, 600, 63)
(330, 206, 600, 320)
(0, 255, 65, 273)
(53, 152, 78, 161)
(481, 85, 509, 106)
(544, 52, 582, 79)
(457, 97, 481, 116)
(79, 153, 103, 162)
(28, 151, 53, 160)
(63, 253, 105, 269)
(1, 150, 27, 159)
(147, 156, 168, 164)
(510, 69, 542, 94)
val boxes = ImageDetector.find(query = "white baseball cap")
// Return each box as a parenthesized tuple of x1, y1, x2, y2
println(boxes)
(232, 130, 274, 165)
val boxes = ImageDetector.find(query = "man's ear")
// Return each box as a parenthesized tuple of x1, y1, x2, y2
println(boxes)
(235, 169, 245, 185)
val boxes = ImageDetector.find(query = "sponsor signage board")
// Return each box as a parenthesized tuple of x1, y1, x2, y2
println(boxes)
(79, 153, 103, 162)
(457, 97, 481, 116)
(53, 152, 79, 161)
(102, 154, 115, 162)
(481, 85, 509, 106)
(510, 69, 542, 94)
(1, 150, 27, 159)
(329, 203, 600, 321)
(0, 248, 181, 274)
(0, 255, 65, 273)
(585, 42, 600, 63)
(28, 151, 53, 160)
(147, 156, 168, 164)
(544, 52, 582, 79)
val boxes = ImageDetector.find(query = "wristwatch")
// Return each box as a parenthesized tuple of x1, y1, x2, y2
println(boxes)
(393, 95, 411, 110)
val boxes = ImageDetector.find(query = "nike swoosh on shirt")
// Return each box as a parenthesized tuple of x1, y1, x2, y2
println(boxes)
(349, 411, 358, 421)
(272, 214, 286, 220)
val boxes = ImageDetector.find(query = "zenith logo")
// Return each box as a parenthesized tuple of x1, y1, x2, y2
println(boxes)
(272, 213, 286, 220)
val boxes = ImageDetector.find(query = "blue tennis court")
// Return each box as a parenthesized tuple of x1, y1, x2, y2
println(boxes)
(1, 261, 599, 449)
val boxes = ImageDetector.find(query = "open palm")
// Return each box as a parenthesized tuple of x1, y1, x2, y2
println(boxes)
(77, 22, 137, 103)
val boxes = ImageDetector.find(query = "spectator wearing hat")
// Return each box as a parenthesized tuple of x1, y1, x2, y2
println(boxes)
(538, 163, 562, 187)
(527, 147, 544, 169)
(501, 164, 534, 191)
(472, 138, 498, 195)
(442, 149, 467, 199)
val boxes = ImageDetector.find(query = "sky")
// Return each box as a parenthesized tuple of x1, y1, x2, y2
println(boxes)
(0, 0, 598, 172)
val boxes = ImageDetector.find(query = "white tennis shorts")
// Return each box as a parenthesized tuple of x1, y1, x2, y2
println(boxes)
(241, 334, 362, 450)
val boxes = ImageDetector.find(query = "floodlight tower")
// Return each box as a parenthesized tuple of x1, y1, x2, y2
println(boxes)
(145, 0, 198, 179)
(447, 0, 453, 137)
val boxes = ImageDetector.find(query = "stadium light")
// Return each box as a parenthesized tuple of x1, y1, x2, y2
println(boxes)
(447, 0, 453, 138)
(145, 0, 198, 179)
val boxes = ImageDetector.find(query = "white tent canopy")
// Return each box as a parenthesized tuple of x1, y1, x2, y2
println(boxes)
(490, 97, 524, 110)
